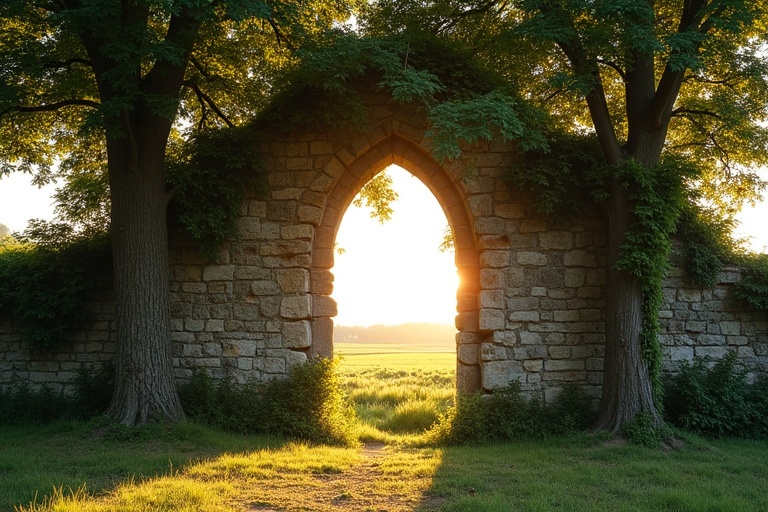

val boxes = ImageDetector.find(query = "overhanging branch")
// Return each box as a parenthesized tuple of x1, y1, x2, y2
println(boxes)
(7, 98, 100, 113)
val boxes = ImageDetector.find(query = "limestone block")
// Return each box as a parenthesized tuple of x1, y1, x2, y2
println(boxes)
(482, 360, 526, 389)
(492, 330, 518, 346)
(205, 320, 225, 332)
(237, 358, 253, 371)
(539, 232, 574, 250)
(720, 321, 741, 336)
(517, 252, 547, 266)
(684, 321, 706, 333)
(519, 331, 541, 345)
(479, 308, 505, 331)
(508, 297, 540, 310)
(234, 303, 261, 321)
(182, 283, 207, 294)
(280, 295, 311, 319)
(694, 346, 730, 359)
(523, 360, 543, 372)
(676, 289, 702, 302)
(480, 268, 505, 289)
(467, 195, 493, 217)
(238, 217, 261, 238)
(479, 290, 504, 309)
(544, 360, 584, 371)
(554, 310, 579, 322)
(455, 311, 479, 331)
(481, 250, 510, 268)
(564, 269, 586, 288)
(297, 205, 322, 225)
(313, 295, 338, 317)
(458, 344, 478, 365)
(481, 343, 508, 361)
(283, 321, 311, 348)
(203, 343, 223, 357)
(563, 250, 596, 267)
(669, 346, 694, 361)
(286, 349, 308, 370)
(475, 217, 506, 235)
(185, 319, 205, 332)
(509, 310, 539, 322)
(276, 269, 310, 294)
(281, 224, 314, 240)
(457, 363, 481, 393)
(203, 265, 235, 281)
(495, 203, 526, 219)
(548, 346, 571, 359)
(514, 345, 547, 359)
(260, 240, 311, 257)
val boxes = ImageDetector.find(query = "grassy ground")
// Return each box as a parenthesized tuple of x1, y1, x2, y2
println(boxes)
(2, 344, 768, 511)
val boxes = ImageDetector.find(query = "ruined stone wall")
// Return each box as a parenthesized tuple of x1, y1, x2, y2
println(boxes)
(1, 84, 766, 399)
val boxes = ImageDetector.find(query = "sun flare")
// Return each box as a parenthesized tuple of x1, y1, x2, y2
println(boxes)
(332, 165, 459, 327)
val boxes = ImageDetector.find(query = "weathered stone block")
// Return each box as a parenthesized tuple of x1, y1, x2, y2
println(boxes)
(283, 321, 311, 348)
(483, 360, 526, 389)
(479, 308, 505, 331)
(280, 296, 311, 319)
(203, 265, 235, 281)
(276, 269, 310, 294)
(517, 252, 547, 266)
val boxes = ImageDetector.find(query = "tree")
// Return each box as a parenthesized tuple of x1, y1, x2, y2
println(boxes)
(361, 0, 768, 431)
(0, 223, 9, 237)
(0, 0, 356, 425)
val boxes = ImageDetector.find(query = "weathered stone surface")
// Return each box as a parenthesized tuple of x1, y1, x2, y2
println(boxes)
(280, 296, 311, 319)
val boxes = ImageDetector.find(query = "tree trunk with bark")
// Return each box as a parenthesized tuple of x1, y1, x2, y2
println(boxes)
(104, 115, 186, 425)
(593, 180, 661, 432)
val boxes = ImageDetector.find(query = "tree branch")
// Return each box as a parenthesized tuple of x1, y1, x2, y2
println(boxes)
(7, 98, 100, 113)
(597, 59, 627, 83)
(42, 58, 91, 69)
(671, 108, 722, 119)
(183, 80, 234, 128)
(649, 0, 709, 126)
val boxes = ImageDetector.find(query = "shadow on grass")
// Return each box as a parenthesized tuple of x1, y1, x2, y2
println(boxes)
(0, 420, 287, 511)
(415, 435, 768, 511)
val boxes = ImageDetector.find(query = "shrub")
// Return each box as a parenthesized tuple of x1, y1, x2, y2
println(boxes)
(0, 363, 114, 425)
(0, 227, 112, 350)
(179, 357, 358, 445)
(664, 352, 768, 439)
(424, 382, 593, 445)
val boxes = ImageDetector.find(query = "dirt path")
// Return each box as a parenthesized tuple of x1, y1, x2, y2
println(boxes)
(241, 443, 442, 512)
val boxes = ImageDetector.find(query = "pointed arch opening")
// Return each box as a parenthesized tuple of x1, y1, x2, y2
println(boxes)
(310, 136, 481, 393)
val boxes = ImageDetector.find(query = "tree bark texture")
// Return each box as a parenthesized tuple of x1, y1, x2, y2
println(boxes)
(105, 128, 185, 425)
(593, 181, 661, 432)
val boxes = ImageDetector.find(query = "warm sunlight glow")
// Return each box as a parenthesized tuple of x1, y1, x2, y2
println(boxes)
(332, 165, 459, 327)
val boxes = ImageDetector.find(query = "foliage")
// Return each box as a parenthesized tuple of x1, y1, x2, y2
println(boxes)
(733, 253, 768, 310)
(424, 382, 593, 445)
(0, 223, 111, 350)
(179, 358, 358, 446)
(622, 413, 671, 448)
(505, 130, 608, 216)
(167, 126, 264, 259)
(0, 362, 113, 425)
(664, 352, 768, 439)
(352, 170, 399, 224)
(614, 157, 698, 406)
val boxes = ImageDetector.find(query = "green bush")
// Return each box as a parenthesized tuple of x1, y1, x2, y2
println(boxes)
(179, 357, 358, 446)
(0, 362, 114, 425)
(0, 226, 112, 350)
(664, 352, 768, 439)
(424, 382, 593, 445)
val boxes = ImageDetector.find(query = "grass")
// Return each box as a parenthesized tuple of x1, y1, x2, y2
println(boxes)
(3, 344, 768, 511)
(337, 346, 455, 442)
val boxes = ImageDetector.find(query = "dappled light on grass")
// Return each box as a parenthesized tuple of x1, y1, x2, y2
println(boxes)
(18, 442, 444, 512)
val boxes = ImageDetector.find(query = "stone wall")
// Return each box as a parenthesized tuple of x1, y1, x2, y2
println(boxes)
(1, 83, 767, 400)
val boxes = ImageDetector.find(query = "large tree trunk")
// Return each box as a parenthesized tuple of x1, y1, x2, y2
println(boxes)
(593, 180, 661, 432)
(105, 127, 185, 425)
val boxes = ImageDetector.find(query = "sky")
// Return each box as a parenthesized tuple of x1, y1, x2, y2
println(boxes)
(1, 165, 767, 326)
